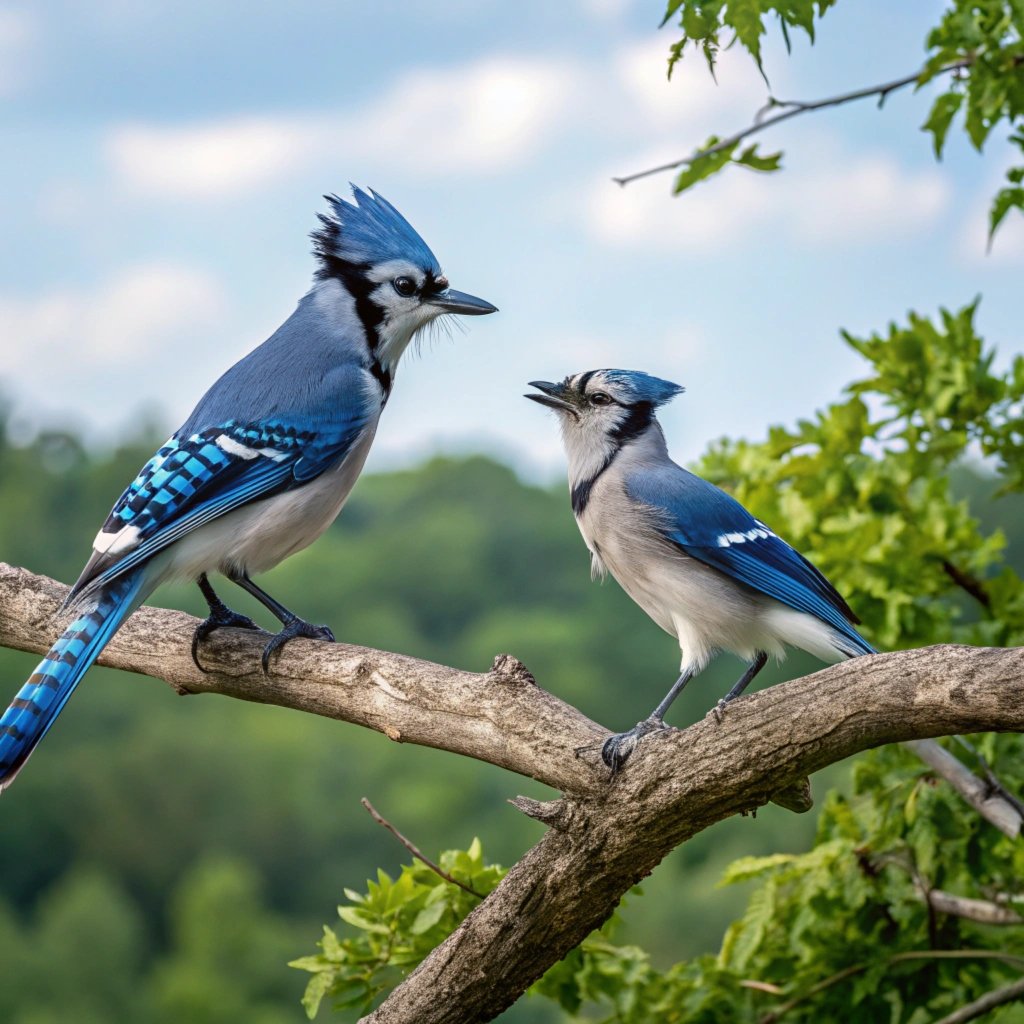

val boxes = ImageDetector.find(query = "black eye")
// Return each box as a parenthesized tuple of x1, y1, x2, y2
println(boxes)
(589, 391, 612, 406)
(393, 276, 416, 297)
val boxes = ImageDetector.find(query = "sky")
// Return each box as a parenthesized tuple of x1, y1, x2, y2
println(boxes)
(1, 0, 1022, 480)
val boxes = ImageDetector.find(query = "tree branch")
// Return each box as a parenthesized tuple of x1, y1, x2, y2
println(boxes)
(932, 976, 1024, 1024)
(613, 59, 972, 188)
(904, 739, 1022, 839)
(361, 798, 485, 900)
(920, 887, 1023, 926)
(1, 563, 1023, 1024)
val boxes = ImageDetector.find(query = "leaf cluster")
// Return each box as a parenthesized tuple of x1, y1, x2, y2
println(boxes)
(290, 839, 505, 1018)
(661, 0, 837, 80)
(697, 301, 1024, 651)
(660, 0, 1024, 238)
(921, 1, 1024, 237)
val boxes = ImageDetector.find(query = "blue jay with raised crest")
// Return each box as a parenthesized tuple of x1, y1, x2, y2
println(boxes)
(527, 369, 873, 773)
(0, 186, 496, 792)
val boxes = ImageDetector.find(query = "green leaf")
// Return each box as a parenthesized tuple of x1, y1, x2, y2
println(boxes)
(989, 181, 1024, 242)
(735, 143, 783, 172)
(673, 137, 738, 193)
(922, 91, 963, 158)
(728, 0, 767, 71)
(410, 900, 447, 935)
(300, 971, 334, 1020)
(337, 906, 390, 935)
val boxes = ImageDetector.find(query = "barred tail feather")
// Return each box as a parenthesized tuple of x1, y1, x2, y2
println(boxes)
(0, 570, 148, 792)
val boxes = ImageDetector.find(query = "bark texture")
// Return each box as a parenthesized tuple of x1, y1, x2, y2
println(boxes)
(1, 563, 1022, 1023)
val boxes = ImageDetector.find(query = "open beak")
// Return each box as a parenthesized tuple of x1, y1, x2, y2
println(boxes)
(429, 288, 498, 316)
(525, 380, 577, 416)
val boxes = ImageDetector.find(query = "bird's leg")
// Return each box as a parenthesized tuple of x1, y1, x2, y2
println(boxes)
(711, 651, 768, 724)
(191, 573, 260, 672)
(230, 573, 335, 674)
(600, 669, 695, 776)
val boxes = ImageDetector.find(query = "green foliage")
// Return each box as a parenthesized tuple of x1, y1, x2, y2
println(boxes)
(672, 136, 783, 194)
(698, 301, 1024, 651)
(303, 304, 1024, 1021)
(661, 0, 1024, 238)
(922, 1, 1024, 238)
(661, 0, 837, 79)
(290, 839, 505, 1017)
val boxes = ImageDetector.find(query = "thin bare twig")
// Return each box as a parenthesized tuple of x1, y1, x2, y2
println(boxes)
(760, 950, 1024, 1024)
(932, 976, 1024, 1024)
(952, 734, 1024, 818)
(613, 59, 972, 188)
(361, 798, 485, 900)
(941, 560, 993, 609)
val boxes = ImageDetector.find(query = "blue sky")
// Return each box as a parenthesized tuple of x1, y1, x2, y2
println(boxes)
(1, 0, 1022, 479)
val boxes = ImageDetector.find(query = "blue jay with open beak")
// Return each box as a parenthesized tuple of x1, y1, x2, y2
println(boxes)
(527, 369, 872, 773)
(0, 186, 497, 791)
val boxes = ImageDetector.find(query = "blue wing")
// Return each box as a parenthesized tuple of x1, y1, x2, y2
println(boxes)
(67, 366, 376, 604)
(625, 465, 873, 654)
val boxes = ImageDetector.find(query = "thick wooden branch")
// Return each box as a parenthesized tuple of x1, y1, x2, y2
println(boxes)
(2, 563, 1023, 1023)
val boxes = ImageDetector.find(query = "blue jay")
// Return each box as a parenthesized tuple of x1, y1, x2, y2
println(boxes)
(527, 369, 873, 773)
(0, 186, 496, 792)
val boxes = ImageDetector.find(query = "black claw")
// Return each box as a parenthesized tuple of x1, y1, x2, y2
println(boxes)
(260, 618, 335, 674)
(191, 608, 260, 673)
(711, 698, 729, 725)
(600, 718, 669, 776)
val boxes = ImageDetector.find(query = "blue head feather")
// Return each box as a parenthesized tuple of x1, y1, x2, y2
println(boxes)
(312, 185, 441, 274)
(590, 369, 684, 408)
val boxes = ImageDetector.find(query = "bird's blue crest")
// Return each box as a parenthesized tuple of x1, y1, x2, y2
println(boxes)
(312, 185, 441, 274)
(590, 369, 684, 408)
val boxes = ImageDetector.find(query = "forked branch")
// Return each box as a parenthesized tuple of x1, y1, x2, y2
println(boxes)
(1, 563, 1022, 1023)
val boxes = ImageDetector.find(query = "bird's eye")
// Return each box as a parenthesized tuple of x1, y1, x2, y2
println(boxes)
(393, 276, 416, 297)
(589, 392, 612, 406)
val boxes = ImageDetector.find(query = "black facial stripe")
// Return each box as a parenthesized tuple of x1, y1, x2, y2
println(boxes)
(609, 401, 654, 445)
(576, 370, 598, 395)
(370, 360, 393, 401)
(572, 401, 655, 517)
(314, 255, 385, 351)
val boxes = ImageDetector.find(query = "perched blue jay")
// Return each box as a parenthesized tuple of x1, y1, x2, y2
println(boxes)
(527, 369, 873, 772)
(0, 186, 496, 792)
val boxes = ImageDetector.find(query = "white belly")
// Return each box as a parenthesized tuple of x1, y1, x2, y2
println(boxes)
(577, 473, 843, 673)
(164, 424, 377, 580)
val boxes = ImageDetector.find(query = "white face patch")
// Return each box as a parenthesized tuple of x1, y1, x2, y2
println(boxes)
(365, 259, 424, 287)
(371, 282, 446, 372)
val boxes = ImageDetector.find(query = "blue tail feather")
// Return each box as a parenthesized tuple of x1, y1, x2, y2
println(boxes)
(0, 570, 147, 792)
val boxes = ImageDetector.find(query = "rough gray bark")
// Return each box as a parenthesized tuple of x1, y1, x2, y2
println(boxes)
(1, 563, 1023, 1024)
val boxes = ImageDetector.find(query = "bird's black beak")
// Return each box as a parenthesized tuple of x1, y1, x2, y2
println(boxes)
(429, 288, 498, 316)
(525, 380, 577, 416)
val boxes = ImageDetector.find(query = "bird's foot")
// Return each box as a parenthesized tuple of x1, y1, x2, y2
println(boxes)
(191, 607, 260, 672)
(261, 617, 335, 674)
(710, 698, 729, 726)
(601, 718, 671, 777)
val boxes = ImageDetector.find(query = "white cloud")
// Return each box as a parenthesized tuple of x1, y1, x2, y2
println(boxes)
(0, 264, 225, 404)
(584, 149, 950, 251)
(612, 37, 772, 135)
(106, 55, 582, 199)
(0, 8, 37, 96)
(576, 0, 631, 22)
(107, 118, 317, 200)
